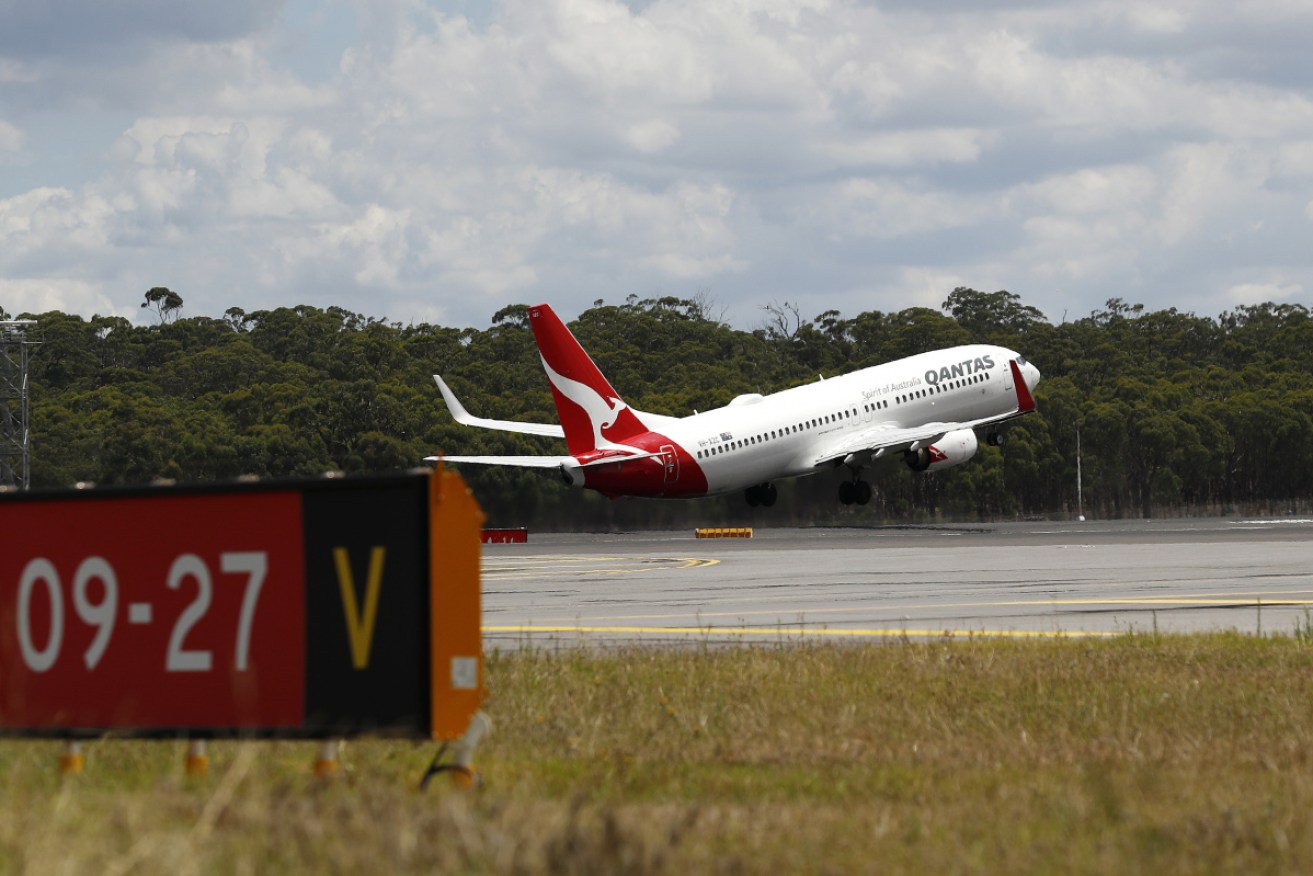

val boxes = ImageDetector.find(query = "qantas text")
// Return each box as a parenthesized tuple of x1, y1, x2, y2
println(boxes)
(924, 355, 995, 386)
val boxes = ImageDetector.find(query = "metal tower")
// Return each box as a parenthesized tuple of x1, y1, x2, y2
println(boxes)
(0, 320, 37, 490)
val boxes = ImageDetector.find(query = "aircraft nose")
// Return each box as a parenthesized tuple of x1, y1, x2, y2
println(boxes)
(1015, 354, 1040, 390)
(1024, 360, 1041, 390)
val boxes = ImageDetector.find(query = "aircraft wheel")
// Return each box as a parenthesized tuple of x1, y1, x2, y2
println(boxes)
(761, 483, 777, 507)
(838, 480, 855, 505)
(987, 432, 1004, 447)
(745, 485, 761, 507)
(854, 480, 872, 506)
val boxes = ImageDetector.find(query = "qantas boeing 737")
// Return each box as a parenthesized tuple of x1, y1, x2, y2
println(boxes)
(426, 303, 1041, 506)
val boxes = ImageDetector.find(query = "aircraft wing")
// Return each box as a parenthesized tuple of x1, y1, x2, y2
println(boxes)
(434, 375, 566, 439)
(812, 420, 968, 468)
(813, 359, 1037, 468)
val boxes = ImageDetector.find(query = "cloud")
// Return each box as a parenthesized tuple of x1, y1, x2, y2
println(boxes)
(0, 187, 116, 268)
(0, 2, 314, 115)
(1226, 280, 1304, 307)
(822, 129, 995, 169)
(0, 0, 282, 60)
(0, 121, 22, 154)
(0, 277, 125, 318)
(2, 0, 1313, 329)
(624, 120, 681, 154)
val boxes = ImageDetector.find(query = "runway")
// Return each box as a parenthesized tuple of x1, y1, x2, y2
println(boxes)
(480, 517, 1313, 647)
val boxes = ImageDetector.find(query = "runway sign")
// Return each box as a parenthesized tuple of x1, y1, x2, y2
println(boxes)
(0, 468, 484, 741)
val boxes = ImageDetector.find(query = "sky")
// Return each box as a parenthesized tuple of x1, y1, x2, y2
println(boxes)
(2, 0, 1312, 331)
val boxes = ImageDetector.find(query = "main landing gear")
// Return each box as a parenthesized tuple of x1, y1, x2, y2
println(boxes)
(838, 478, 872, 506)
(745, 483, 777, 507)
(986, 431, 1005, 447)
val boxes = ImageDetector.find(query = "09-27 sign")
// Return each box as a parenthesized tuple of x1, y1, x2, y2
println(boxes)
(0, 469, 484, 741)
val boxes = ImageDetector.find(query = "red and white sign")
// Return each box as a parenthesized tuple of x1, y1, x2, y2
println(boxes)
(0, 491, 305, 729)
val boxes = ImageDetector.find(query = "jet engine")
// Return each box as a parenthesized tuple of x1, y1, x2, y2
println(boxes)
(559, 459, 586, 488)
(904, 428, 979, 472)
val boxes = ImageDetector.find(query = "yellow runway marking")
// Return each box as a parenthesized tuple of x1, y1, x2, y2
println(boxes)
(539, 594, 1313, 624)
(483, 625, 1115, 640)
(1006, 597, 1313, 606)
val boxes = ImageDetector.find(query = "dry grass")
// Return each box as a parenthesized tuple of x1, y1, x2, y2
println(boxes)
(5, 634, 1313, 874)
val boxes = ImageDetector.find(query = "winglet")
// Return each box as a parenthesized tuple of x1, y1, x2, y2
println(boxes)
(434, 375, 475, 425)
(1009, 359, 1037, 414)
(433, 374, 566, 438)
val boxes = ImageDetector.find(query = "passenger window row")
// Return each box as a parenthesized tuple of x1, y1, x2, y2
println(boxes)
(893, 371, 990, 405)
(694, 370, 993, 460)
(694, 405, 858, 459)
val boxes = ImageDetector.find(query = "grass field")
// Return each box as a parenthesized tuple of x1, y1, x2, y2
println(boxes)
(4, 634, 1313, 874)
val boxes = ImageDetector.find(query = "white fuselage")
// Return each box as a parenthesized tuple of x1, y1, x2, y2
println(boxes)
(655, 344, 1032, 496)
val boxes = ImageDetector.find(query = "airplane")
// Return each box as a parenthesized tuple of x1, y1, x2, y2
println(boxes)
(426, 303, 1041, 506)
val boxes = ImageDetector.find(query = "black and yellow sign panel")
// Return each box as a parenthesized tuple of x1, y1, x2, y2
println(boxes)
(303, 477, 430, 733)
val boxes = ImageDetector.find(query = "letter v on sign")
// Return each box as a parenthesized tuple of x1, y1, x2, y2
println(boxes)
(332, 546, 387, 669)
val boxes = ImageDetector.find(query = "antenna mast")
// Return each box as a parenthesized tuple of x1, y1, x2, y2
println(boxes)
(0, 320, 38, 490)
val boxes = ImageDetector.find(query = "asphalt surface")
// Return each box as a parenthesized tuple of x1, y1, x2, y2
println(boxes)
(480, 517, 1313, 647)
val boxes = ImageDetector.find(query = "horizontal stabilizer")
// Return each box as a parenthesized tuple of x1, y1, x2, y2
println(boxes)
(425, 454, 573, 468)
(578, 450, 663, 467)
(426, 450, 663, 469)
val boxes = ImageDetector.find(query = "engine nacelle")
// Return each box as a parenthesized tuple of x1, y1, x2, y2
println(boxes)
(904, 428, 979, 473)
(559, 459, 586, 489)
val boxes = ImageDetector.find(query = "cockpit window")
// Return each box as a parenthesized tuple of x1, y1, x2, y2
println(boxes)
(1016, 355, 1027, 365)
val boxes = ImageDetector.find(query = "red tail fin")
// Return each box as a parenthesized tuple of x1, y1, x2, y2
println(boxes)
(528, 305, 649, 455)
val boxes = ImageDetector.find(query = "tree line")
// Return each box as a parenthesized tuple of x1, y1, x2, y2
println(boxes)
(3, 288, 1312, 529)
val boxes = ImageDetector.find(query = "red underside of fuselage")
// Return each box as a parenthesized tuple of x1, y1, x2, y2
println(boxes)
(577, 433, 708, 499)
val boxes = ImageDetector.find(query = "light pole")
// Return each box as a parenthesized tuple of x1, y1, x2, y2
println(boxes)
(1076, 420, 1085, 522)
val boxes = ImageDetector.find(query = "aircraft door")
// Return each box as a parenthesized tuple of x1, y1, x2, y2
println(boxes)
(660, 444, 679, 483)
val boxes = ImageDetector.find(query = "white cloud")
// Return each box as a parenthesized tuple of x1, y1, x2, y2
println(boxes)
(0, 58, 37, 84)
(891, 267, 974, 311)
(624, 120, 680, 154)
(1122, 4, 1189, 35)
(0, 277, 124, 318)
(0, 187, 117, 263)
(319, 203, 413, 287)
(1022, 165, 1157, 215)
(1225, 280, 1304, 307)
(819, 178, 991, 239)
(0, 1, 276, 61)
(0, 121, 22, 154)
(1152, 143, 1275, 246)
(822, 129, 994, 169)
(967, 29, 1181, 132)
(2, 0, 1313, 328)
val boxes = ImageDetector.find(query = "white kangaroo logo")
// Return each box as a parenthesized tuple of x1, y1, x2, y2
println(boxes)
(541, 355, 641, 453)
